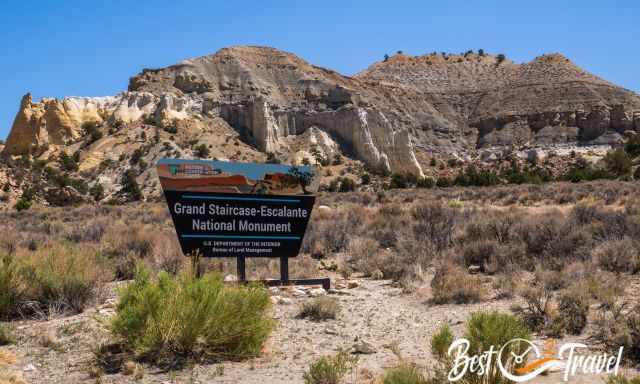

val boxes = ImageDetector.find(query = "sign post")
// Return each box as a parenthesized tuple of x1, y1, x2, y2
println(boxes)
(157, 158, 328, 289)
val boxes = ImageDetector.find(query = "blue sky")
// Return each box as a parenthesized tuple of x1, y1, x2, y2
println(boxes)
(1, 0, 639, 139)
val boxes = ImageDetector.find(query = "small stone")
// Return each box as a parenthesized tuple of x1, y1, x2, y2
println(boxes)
(122, 361, 137, 376)
(324, 326, 339, 335)
(23, 364, 36, 372)
(347, 280, 359, 289)
(270, 296, 281, 304)
(352, 340, 376, 354)
(468, 265, 481, 274)
(309, 288, 326, 297)
(224, 274, 237, 282)
(292, 289, 307, 297)
(268, 287, 280, 294)
(278, 297, 293, 305)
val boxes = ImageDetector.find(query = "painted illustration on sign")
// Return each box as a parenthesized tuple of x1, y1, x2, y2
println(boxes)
(157, 159, 318, 258)
(157, 159, 319, 195)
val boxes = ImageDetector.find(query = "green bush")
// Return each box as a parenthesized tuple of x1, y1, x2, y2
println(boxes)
(297, 297, 340, 321)
(625, 135, 640, 158)
(428, 311, 531, 384)
(464, 312, 530, 383)
(59, 151, 79, 172)
(431, 325, 454, 359)
(390, 173, 409, 189)
(454, 165, 500, 187)
(14, 197, 31, 211)
(436, 177, 452, 188)
(194, 144, 210, 159)
(416, 177, 435, 188)
(0, 243, 108, 319)
(111, 269, 274, 362)
(0, 324, 14, 345)
(303, 349, 357, 384)
(382, 364, 428, 384)
(608, 375, 640, 384)
(122, 170, 142, 201)
(604, 149, 632, 177)
(339, 177, 356, 192)
(0, 254, 22, 319)
(565, 163, 611, 182)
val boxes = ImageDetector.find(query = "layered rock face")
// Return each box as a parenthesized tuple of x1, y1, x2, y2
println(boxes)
(127, 46, 428, 175)
(4, 46, 640, 177)
(3, 92, 199, 155)
(357, 52, 640, 149)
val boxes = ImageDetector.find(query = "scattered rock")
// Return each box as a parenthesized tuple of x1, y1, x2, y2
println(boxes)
(23, 364, 36, 372)
(324, 326, 339, 335)
(309, 288, 327, 297)
(352, 340, 377, 354)
(468, 265, 481, 274)
(371, 270, 384, 280)
(224, 274, 238, 282)
(347, 280, 359, 289)
(292, 289, 307, 297)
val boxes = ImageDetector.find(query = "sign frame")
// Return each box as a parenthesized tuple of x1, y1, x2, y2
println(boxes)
(157, 158, 329, 289)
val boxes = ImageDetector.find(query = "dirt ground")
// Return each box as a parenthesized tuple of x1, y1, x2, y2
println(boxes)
(2, 273, 637, 384)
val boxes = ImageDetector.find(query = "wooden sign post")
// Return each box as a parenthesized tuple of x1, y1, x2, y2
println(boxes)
(157, 158, 329, 290)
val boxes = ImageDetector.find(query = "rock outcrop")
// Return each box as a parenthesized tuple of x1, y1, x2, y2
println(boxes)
(3, 46, 640, 180)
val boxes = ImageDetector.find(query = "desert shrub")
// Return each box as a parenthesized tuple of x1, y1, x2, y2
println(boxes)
(517, 282, 553, 332)
(534, 268, 568, 291)
(0, 254, 22, 319)
(303, 349, 357, 384)
(14, 197, 31, 212)
(412, 204, 455, 251)
(592, 237, 640, 273)
(431, 325, 454, 359)
(382, 364, 428, 384)
(608, 375, 640, 384)
(433, 312, 530, 383)
(604, 149, 632, 177)
(436, 177, 452, 188)
(416, 177, 435, 188)
(345, 237, 380, 276)
(554, 289, 589, 335)
(121, 170, 142, 201)
(461, 239, 497, 272)
(390, 173, 410, 189)
(493, 273, 519, 299)
(297, 297, 340, 321)
(454, 165, 500, 187)
(625, 135, 640, 158)
(194, 143, 210, 158)
(593, 303, 640, 363)
(89, 183, 105, 202)
(565, 163, 611, 182)
(0, 324, 14, 345)
(458, 312, 530, 383)
(110, 269, 273, 363)
(339, 177, 356, 192)
(0, 243, 108, 319)
(59, 151, 79, 172)
(430, 263, 484, 304)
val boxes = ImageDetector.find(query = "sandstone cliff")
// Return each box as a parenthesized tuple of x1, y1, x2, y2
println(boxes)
(2, 46, 639, 206)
